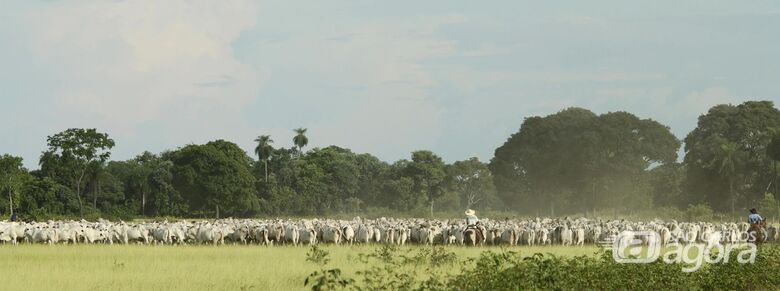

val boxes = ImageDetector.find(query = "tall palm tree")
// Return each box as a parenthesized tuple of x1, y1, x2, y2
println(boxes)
(292, 128, 309, 157)
(715, 142, 739, 213)
(254, 135, 274, 182)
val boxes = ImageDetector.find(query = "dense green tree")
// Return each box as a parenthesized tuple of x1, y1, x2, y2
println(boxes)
(768, 135, 780, 196)
(381, 161, 418, 211)
(86, 160, 106, 209)
(106, 152, 181, 216)
(169, 140, 258, 217)
(6, 102, 780, 219)
(18, 177, 65, 219)
(757, 192, 779, 220)
(256, 146, 389, 215)
(404, 151, 446, 216)
(354, 153, 389, 207)
(0, 155, 27, 217)
(149, 157, 182, 216)
(445, 158, 498, 210)
(268, 147, 299, 186)
(684, 101, 780, 211)
(133, 152, 156, 215)
(40, 128, 115, 218)
(712, 142, 742, 212)
(303, 146, 360, 212)
(649, 163, 685, 208)
(107, 160, 149, 215)
(490, 108, 679, 214)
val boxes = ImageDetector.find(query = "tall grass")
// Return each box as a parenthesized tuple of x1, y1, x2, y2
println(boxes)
(0, 244, 599, 291)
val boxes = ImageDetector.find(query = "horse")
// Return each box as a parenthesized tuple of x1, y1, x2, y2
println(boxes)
(747, 221, 766, 244)
(463, 226, 484, 247)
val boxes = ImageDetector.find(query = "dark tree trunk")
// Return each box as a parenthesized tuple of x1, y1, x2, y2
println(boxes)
(7, 177, 12, 217)
(76, 169, 86, 219)
(729, 177, 735, 214)
(92, 178, 98, 209)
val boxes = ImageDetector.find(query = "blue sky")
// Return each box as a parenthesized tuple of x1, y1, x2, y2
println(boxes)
(1, 1, 779, 168)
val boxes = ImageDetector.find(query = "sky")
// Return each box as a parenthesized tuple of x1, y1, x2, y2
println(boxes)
(1, 1, 780, 169)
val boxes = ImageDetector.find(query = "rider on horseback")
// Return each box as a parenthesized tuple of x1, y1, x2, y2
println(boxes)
(465, 209, 479, 226)
(748, 208, 766, 243)
(465, 209, 484, 244)
(748, 208, 763, 224)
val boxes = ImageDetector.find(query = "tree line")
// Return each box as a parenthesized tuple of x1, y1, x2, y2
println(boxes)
(2, 100, 780, 220)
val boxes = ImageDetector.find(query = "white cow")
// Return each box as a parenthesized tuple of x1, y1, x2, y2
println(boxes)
(321, 226, 342, 244)
(499, 228, 517, 246)
(395, 227, 409, 246)
(254, 226, 271, 246)
(284, 224, 300, 246)
(298, 227, 317, 245)
(523, 228, 536, 246)
(561, 227, 573, 246)
(341, 225, 355, 245)
(371, 227, 382, 243)
(355, 225, 372, 244)
(538, 228, 550, 245)
(82, 227, 99, 244)
(32, 228, 58, 245)
(127, 225, 150, 244)
(574, 228, 585, 246)
(0, 223, 20, 245)
(196, 224, 223, 245)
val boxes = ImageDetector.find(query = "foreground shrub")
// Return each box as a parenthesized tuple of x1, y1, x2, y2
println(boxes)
(306, 245, 780, 291)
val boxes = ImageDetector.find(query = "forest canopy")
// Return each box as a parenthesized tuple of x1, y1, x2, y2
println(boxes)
(2, 100, 780, 220)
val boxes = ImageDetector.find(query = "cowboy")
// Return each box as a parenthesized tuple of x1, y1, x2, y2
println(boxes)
(465, 209, 479, 227)
(464, 209, 484, 243)
(748, 208, 763, 224)
(748, 208, 766, 242)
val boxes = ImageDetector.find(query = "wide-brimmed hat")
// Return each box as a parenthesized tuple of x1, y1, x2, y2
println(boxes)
(465, 209, 476, 216)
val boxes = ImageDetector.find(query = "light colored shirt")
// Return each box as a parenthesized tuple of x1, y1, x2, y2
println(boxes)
(748, 213, 763, 224)
(466, 215, 479, 226)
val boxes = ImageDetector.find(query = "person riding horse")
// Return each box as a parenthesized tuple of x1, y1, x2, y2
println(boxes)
(465, 209, 484, 244)
(747, 208, 766, 243)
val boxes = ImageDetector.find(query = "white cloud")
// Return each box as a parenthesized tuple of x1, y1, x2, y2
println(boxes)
(25, 1, 263, 147)
(246, 15, 463, 158)
(5, 0, 775, 167)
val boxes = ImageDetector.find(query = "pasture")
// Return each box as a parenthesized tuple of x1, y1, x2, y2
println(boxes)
(0, 244, 599, 291)
(3, 217, 778, 290)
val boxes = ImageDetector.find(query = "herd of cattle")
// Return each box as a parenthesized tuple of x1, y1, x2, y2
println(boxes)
(1, 217, 778, 246)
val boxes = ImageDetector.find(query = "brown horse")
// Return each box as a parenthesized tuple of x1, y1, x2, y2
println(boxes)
(463, 226, 484, 246)
(747, 221, 766, 244)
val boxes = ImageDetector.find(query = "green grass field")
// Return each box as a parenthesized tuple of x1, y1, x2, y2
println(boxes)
(0, 244, 600, 291)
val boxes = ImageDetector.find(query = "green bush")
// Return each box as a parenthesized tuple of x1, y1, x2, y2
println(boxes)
(305, 246, 780, 291)
(757, 192, 779, 220)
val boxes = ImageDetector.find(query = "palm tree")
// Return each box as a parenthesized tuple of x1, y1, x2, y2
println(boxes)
(254, 135, 274, 182)
(293, 128, 309, 157)
(714, 142, 739, 213)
